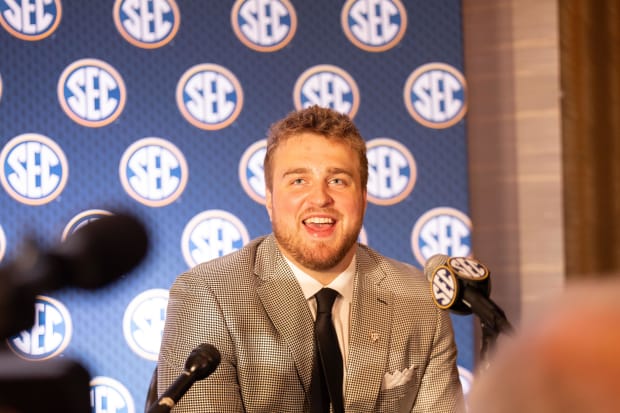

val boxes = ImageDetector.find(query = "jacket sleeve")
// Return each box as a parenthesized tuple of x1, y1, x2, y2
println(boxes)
(412, 308, 465, 413)
(157, 270, 245, 413)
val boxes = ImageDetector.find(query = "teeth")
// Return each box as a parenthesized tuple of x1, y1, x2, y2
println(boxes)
(305, 217, 333, 224)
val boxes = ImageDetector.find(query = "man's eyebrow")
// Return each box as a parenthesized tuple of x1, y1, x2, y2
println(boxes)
(281, 167, 354, 178)
(328, 167, 354, 177)
(281, 167, 310, 178)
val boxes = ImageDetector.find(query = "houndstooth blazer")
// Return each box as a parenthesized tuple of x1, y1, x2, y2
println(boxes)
(157, 234, 464, 412)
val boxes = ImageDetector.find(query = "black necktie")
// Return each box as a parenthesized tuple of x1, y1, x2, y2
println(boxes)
(310, 288, 344, 413)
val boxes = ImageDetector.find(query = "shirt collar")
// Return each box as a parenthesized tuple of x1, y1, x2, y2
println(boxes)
(285, 255, 356, 304)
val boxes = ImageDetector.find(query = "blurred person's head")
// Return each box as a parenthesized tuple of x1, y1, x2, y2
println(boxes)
(467, 277, 620, 413)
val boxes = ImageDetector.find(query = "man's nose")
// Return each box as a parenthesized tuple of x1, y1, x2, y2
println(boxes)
(308, 182, 333, 206)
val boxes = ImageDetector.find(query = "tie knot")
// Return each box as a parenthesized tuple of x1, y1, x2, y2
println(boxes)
(315, 288, 339, 314)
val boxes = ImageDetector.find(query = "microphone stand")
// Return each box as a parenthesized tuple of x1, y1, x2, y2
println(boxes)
(476, 306, 513, 370)
(479, 322, 500, 371)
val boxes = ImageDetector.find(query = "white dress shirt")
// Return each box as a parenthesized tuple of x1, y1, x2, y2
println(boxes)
(284, 255, 356, 388)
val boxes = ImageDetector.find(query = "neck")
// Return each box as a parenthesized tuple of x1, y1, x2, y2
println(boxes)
(309, 269, 344, 286)
(278, 243, 357, 286)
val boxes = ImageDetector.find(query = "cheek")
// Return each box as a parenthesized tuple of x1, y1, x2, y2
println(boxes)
(266, 190, 300, 222)
(339, 195, 366, 216)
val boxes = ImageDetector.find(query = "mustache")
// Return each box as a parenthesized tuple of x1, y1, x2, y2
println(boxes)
(301, 207, 341, 217)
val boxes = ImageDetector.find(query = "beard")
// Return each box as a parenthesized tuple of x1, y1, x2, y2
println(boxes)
(272, 217, 362, 272)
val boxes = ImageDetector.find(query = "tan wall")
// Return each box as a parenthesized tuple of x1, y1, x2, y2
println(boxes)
(462, 0, 565, 332)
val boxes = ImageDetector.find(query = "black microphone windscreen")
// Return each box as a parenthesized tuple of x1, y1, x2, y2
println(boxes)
(185, 343, 221, 380)
(57, 213, 149, 289)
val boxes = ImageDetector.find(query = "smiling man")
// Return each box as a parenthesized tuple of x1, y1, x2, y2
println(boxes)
(157, 105, 464, 412)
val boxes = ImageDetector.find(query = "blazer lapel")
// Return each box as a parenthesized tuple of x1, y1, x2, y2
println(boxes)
(345, 249, 393, 412)
(254, 236, 316, 393)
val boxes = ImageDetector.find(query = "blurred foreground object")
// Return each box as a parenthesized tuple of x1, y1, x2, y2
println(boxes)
(0, 352, 91, 413)
(0, 212, 149, 339)
(467, 277, 620, 413)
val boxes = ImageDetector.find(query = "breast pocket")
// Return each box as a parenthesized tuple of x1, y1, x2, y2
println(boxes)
(375, 365, 419, 413)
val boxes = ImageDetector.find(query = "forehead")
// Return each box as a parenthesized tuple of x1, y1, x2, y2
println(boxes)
(272, 132, 361, 173)
(274, 132, 357, 161)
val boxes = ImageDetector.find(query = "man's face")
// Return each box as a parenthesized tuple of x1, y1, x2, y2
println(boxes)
(265, 132, 367, 277)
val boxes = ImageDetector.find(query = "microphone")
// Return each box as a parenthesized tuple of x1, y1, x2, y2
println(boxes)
(148, 343, 221, 413)
(0, 212, 149, 339)
(425, 254, 513, 334)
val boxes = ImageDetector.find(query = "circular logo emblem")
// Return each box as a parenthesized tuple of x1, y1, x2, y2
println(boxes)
(231, 0, 297, 52)
(366, 138, 417, 205)
(113, 0, 180, 49)
(0, 133, 69, 206)
(119, 137, 189, 207)
(123, 288, 169, 361)
(293, 64, 360, 119)
(58, 59, 126, 127)
(447, 256, 489, 281)
(0, 224, 5, 263)
(181, 210, 250, 267)
(239, 139, 267, 205)
(404, 62, 467, 129)
(358, 225, 368, 246)
(341, 0, 407, 52)
(411, 207, 472, 268)
(0, 0, 62, 41)
(7, 295, 72, 361)
(430, 266, 458, 310)
(176, 63, 244, 130)
(61, 209, 113, 241)
(90, 376, 135, 413)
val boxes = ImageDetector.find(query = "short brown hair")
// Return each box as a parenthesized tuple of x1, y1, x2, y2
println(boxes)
(263, 105, 368, 191)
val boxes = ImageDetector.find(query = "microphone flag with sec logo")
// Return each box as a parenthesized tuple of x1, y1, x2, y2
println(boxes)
(425, 254, 512, 334)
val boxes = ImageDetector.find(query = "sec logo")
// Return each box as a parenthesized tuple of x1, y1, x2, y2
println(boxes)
(181, 209, 250, 267)
(341, 0, 407, 52)
(404, 62, 467, 129)
(58, 58, 127, 127)
(176, 63, 244, 130)
(293, 64, 360, 119)
(231, 0, 297, 52)
(0, 224, 5, 263)
(239, 139, 267, 205)
(7, 295, 72, 361)
(90, 376, 135, 413)
(123, 288, 169, 361)
(61, 209, 113, 241)
(0, 0, 62, 41)
(119, 137, 188, 207)
(366, 138, 417, 205)
(0, 133, 68, 206)
(358, 225, 368, 246)
(113, 0, 180, 49)
(411, 206, 472, 268)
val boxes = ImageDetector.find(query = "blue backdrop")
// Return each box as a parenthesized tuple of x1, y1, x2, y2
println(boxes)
(0, 1, 474, 411)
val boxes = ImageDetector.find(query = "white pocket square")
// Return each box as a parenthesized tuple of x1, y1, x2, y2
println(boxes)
(381, 365, 417, 390)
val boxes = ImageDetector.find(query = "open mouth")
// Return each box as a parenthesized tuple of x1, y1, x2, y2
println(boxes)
(303, 216, 335, 231)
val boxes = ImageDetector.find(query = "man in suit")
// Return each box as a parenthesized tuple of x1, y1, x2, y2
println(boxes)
(157, 105, 464, 412)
